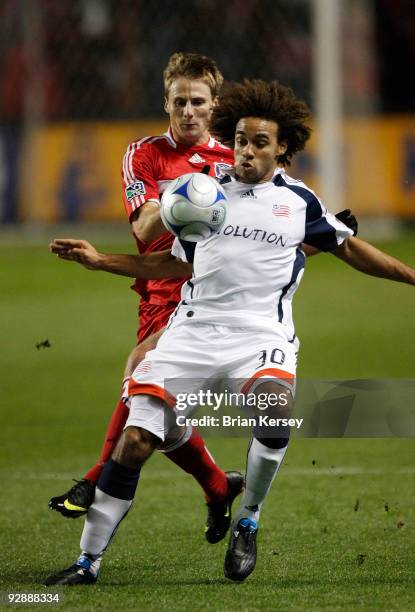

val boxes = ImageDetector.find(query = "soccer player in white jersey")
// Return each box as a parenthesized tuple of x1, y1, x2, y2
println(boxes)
(46, 79, 415, 585)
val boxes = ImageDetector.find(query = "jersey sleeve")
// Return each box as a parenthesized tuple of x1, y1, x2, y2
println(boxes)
(171, 238, 196, 263)
(303, 193, 353, 251)
(121, 141, 161, 221)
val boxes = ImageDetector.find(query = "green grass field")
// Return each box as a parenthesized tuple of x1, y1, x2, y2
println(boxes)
(1, 234, 414, 610)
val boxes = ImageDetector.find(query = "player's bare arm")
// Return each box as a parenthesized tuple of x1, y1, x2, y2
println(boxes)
(50, 239, 192, 279)
(333, 236, 415, 285)
(130, 201, 166, 245)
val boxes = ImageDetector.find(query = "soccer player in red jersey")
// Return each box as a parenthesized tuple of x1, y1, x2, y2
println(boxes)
(49, 53, 242, 543)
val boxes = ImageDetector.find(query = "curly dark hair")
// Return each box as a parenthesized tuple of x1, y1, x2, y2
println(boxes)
(210, 79, 311, 166)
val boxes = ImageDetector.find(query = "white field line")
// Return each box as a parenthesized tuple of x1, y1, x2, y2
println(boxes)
(3, 467, 415, 480)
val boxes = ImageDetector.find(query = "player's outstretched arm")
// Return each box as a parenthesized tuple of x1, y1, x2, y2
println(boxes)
(332, 236, 415, 285)
(50, 239, 192, 280)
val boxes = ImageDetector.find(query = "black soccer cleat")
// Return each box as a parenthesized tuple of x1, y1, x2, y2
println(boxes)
(205, 471, 244, 544)
(48, 479, 96, 518)
(224, 518, 258, 582)
(44, 555, 98, 586)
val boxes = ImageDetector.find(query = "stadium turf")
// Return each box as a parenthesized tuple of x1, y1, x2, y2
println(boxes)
(1, 234, 414, 610)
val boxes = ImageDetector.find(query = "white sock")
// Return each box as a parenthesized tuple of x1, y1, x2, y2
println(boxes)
(233, 437, 288, 526)
(80, 488, 133, 557)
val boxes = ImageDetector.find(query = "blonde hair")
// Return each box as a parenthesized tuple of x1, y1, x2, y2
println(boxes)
(163, 52, 223, 98)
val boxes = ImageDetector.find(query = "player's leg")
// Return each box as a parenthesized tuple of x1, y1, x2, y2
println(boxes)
(48, 330, 164, 518)
(164, 424, 234, 505)
(160, 418, 244, 543)
(128, 320, 243, 542)
(233, 378, 293, 523)
(82, 334, 165, 481)
(44, 395, 172, 586)
(223, 332, 297, 581)
(134, 316, 238, 511)
(50, 322, 241, 540)
(224, 379, 294, 582)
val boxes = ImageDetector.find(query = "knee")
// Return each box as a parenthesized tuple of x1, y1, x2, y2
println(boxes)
(253, 382, 293, 446)
(255, 381, 293, 419)
(113, 426, 160, 467)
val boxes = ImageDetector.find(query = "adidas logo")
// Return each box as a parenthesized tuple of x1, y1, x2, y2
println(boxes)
(188, 153, 206, 164)
(240, 189, 257, 199)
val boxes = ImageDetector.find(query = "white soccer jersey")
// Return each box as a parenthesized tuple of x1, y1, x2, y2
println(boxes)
(171, 168, 352, 339)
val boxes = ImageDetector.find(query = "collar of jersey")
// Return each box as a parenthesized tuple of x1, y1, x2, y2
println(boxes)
(223, 166, 285, 182)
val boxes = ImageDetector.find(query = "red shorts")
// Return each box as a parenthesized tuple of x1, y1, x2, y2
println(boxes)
(137, 301, 177, 344)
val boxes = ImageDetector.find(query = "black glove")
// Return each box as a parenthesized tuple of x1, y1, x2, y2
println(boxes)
(335, 209, 358, 236)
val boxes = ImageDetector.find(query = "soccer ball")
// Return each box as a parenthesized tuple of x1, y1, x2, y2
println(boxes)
(160, 172, 227, 241)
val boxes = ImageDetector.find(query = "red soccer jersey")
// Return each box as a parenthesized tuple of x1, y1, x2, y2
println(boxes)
(121, 127, 234, 305)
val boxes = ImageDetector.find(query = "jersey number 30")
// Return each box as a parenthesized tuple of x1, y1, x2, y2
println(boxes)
(257, 348, 285, 369)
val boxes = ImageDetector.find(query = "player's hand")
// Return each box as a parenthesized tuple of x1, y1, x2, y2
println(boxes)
(49, 239, 103, 270)
(335, 209, 358, 236)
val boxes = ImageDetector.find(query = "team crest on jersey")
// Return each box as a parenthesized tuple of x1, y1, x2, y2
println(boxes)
(214, 162, 233, 178)
(125, 181, 146, 201)
(272, 203, 291, 217)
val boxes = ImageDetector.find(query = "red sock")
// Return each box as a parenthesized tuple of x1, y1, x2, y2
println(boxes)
(165, 427, 228, 503)
(83, 397, 129, 484)
(83, 400, 228, 504)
